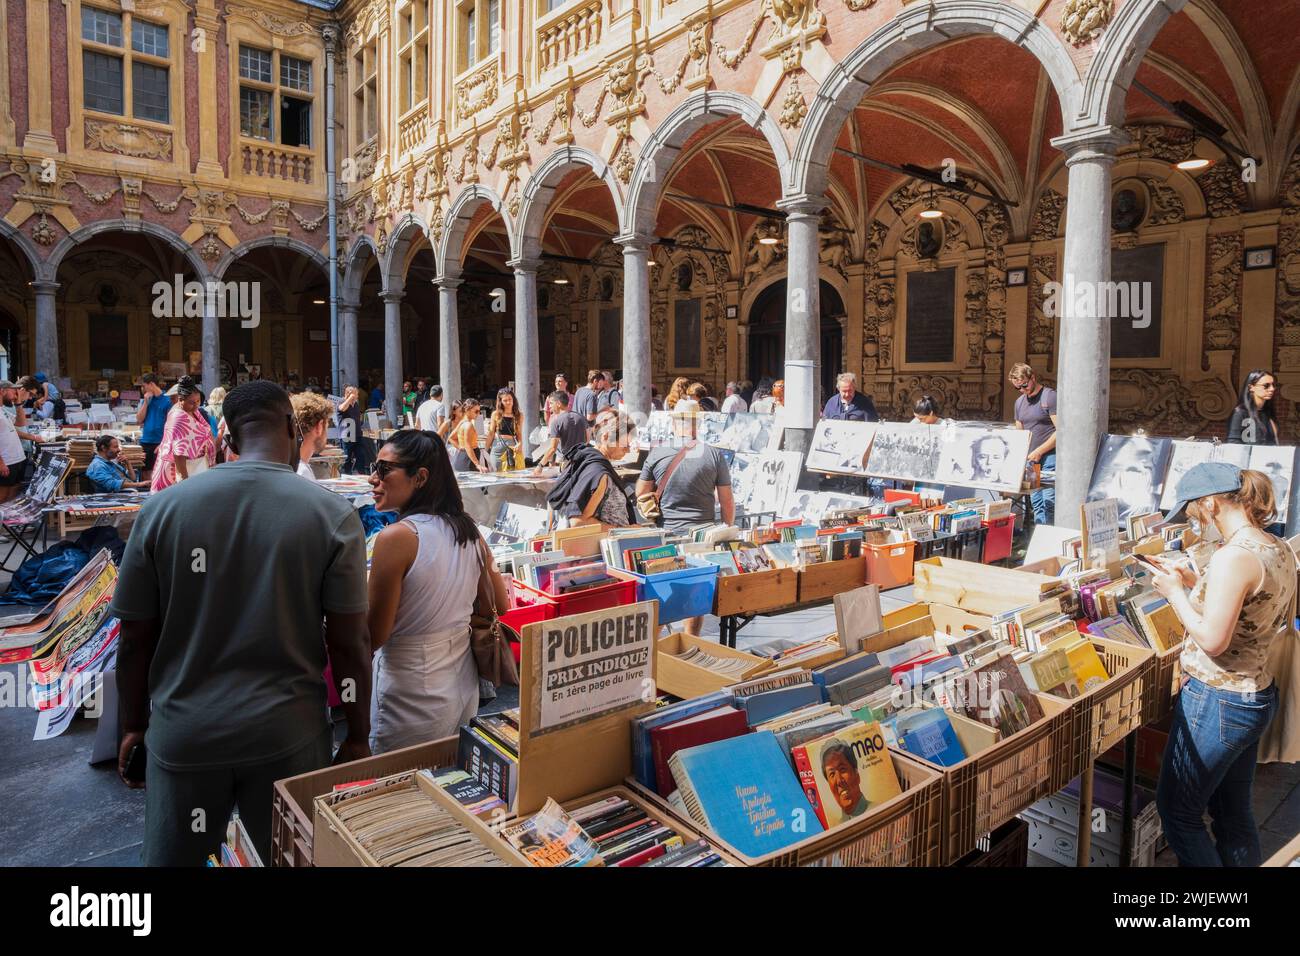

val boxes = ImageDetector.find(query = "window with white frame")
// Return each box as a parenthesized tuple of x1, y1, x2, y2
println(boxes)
(459, 0, 499, 73)
(80, 6, 171, 124)
(397, 0, 429, 116)
(239, 44, 313, 148)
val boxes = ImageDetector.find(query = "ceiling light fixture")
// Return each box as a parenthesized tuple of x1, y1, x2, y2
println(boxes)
(553, 278, 569, 285)
(919, 188, 944, 220)
(312, 298, 325, 305)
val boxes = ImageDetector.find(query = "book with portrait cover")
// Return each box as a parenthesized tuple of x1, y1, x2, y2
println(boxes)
(953, 652, 1045, 737)
(789, 720, 902, 830)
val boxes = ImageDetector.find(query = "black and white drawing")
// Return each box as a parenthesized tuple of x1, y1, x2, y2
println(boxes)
(637, 411, 675, 448)
(1247, 445, 1295, 525)
(495, 502, 551, 540)
(696, 412, 729, 445)
(1160, 441, 1251, 510)
(716, 413, 779, 454)
(865, 422, 943, 483)
(936, 425, 1031, 493)
(806, 420, 877, 475)
(1086, 435, 1174, 522)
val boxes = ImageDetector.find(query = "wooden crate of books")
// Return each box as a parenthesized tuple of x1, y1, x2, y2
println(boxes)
(712, 567, 798, 617)
(1142, 641, 1184, 725)
(313, 770, 525, 867)
(796, 555, 866, 603)
(1053, 637, 1155, 775)
(489, 785, 746, 867)
(912, 557, 1058, 616)
(656, 632, 771, 699)
(630, 750, 944, 867)
(271, 735, 458, 868)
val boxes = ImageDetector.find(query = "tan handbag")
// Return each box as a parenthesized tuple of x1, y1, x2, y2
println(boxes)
(469, 537, 521, 687)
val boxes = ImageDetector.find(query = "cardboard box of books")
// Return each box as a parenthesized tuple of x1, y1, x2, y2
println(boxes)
(312, 770, 526, 867)
(272, 735, 459, 867)
(657, 631, 772, 699)
(488, 785, 745, 867)
(912, 557, 1061, 616)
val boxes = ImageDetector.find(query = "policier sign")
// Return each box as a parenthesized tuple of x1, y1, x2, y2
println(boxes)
(527, 601, 657, 734)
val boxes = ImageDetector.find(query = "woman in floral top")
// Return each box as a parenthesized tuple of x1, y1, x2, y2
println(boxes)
(151, 376, 217, 492)
(1147, 463, 1296, 866)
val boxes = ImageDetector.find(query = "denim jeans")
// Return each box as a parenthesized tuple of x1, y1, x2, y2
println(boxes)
(1030, 451, 1055, 525)
(1156, 676, 1279, 866)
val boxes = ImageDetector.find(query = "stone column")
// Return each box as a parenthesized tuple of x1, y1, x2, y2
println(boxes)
(339, 303, 359, 387)
(509, 260, 542, 458)
(381, 290, 404, 424)
(779, 196, 827, 454)
(617, 235, 652, 424)
(437, 278, 463, 409)
(31, 281, 59, 376)
(1050, 127, 1127, 529)
(201, 302, 220, 396)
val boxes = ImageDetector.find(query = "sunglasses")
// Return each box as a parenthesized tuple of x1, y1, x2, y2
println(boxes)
(1255, 382, 1277, 390)
(1013, 381, 1032, 390)
(370, 460, 410, 480)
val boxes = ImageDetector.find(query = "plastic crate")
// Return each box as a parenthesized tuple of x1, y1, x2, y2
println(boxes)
(1056, 637, 1155, 777)
(270, 735, 459, 867)
(981, 517, 1014, 564)
(1141, 642, 1184, 725)
(629, 751, 944, 867)
(913, 533, 955, 561)
(615, 559, 719, 624)
(948, 526, 987, 563)
(512, 576, 638, 619)
(952, 818, 1029, 867)
(501, 596, 557, 665)
(907, 696, 1076, 864)
(864, 539, 916, 589)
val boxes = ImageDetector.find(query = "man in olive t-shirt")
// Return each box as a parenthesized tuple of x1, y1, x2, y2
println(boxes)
(112, 381, 373, 866)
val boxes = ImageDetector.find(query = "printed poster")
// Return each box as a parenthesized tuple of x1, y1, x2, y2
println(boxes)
(530, 601, 657, 735)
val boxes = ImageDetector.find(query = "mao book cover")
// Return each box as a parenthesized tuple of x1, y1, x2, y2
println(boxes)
(790, 720, 902, 829)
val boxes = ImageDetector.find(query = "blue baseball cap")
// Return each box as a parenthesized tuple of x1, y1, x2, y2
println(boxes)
(1164, 461, 1243, 523)
(34, 372, 47, 383)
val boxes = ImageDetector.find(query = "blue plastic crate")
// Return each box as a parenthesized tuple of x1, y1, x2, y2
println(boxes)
(623, 558, 720, 624)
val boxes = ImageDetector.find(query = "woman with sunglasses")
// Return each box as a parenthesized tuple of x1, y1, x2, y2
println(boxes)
(366, 430, 510, 753)
(1228, 370, 1280, 446)
(450, 399, 487, 472)
(486, 388, 524, 472)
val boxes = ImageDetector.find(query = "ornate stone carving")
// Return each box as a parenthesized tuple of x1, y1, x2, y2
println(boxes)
(85, 119, 172, 161)
(1147, 180, 1185, 225)
(614, 144, 635, 185)
(1204, 232, 1243, 352)
(353, 139, 378, 181)
(121, 177, 143, 220)
(1198, 162, 1248, 218)
(1030, 254, 1058, 356)
(894, 375, 958, 420)
(1061, 0, 1112, 46)
(455, 131, 481, 185)
(779, 76, 808, 129)
(1110, 368, 1233, 435)
(819, 209, 851, 277)
(485, 108, 532, 214)
(843, 0, 878, 9)
(224, 4, 314, 38)
(742, 219, 785, 286)
(1031, 189, 1066, 241)
(455, 64, 498, 122)
(867, 277, 895, 370)
(1124, 124, 1195, 165)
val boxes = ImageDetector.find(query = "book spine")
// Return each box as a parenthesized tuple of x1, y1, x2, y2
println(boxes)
(791, 746, 829, 830)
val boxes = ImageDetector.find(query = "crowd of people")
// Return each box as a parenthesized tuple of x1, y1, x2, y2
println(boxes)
(0, 356, 1288, 869)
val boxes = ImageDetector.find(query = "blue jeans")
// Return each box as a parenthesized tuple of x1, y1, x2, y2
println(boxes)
(1156, 677, 1279, 867)
(1030, 452, 1055, 525)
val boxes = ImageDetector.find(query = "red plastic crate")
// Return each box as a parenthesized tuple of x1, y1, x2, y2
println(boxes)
(501, 596, 557, 665)
(981, 516, 1014, 564)
(512, 576, 638, 619)
(884, 489, 922, 506)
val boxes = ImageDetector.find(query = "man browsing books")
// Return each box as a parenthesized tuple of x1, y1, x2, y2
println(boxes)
(1011, 363, 1057, 525)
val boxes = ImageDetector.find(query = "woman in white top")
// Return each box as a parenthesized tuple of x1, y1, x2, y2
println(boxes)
(366, 429, 510, 753)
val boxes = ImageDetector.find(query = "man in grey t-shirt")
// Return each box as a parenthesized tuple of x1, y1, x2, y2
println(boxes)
(534, 390, 589, 471)
(112, 381, 372, 866)
(1010, 362, 1058, 525)
(636, 401, 735, 532)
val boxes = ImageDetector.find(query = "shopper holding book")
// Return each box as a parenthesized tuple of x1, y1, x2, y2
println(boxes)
(1147, 463, 1299, 866)
(367, 429, 510, 753)
(485, 387, 525, 472)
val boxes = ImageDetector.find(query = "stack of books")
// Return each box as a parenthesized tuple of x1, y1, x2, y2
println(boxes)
(457, 710, 520, 811)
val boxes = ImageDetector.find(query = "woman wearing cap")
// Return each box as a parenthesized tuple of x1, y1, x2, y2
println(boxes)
(1147, 462, 1298, 866)
(150, 375, 217, 492)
